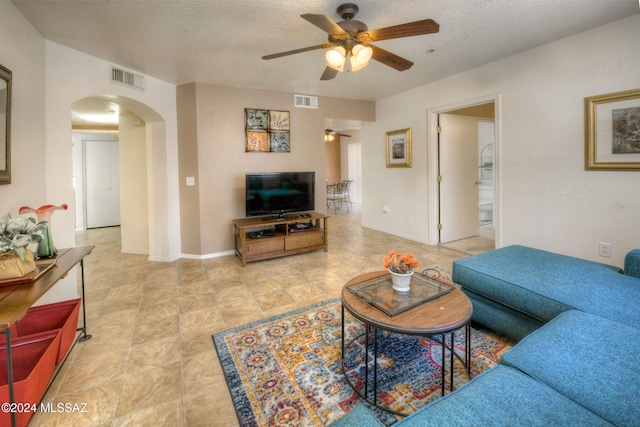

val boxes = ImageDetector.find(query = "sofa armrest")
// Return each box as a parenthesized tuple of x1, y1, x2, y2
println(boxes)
(624, 249, 640, 279)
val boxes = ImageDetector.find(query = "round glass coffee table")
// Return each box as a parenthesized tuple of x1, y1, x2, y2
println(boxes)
(341, 270, 473, 416)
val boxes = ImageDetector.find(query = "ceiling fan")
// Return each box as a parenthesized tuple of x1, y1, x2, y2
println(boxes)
(325, 129, 351, 141)
(262, 3, 439, 80)
(326, 129, 351, 137)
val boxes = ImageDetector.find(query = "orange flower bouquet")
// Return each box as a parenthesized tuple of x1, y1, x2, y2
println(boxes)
(383, 251, 420, 274)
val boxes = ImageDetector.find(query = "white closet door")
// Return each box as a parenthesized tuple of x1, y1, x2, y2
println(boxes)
(84, 140, 121, 228)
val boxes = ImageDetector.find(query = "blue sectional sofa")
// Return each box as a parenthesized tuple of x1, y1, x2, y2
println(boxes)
(452, 245, 640, 341)
(331, 246, 640, 426)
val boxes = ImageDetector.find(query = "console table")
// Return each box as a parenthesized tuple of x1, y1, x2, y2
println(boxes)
(0, 246, 94, 427)
(232, 213, 328, 266)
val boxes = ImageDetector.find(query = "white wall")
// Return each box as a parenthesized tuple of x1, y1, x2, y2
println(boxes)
(362, 14, 640, 267)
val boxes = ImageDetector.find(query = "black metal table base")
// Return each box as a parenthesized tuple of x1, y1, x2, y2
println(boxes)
(341, 304, 472, 417)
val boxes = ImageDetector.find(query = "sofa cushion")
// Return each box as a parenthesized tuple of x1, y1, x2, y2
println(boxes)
(327, 404, 384, 427)
(625, 249, 640, 279)
(502, 310, 640, 426)
(398, 365, 612, 426)
(452, 245, 640, 328)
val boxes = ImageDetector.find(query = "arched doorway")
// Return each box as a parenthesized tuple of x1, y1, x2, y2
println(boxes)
(71, 95, 167, 259)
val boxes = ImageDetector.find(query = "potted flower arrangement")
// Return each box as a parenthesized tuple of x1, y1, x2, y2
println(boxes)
(384, 251, 420, 292)
(0, 214, 45, 280)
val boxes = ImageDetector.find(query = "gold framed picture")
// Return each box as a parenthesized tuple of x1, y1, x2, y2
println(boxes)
(585, 89, 640, 171)
(386, 128, 412, 168)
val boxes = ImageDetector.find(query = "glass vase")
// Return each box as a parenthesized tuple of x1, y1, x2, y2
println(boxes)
(19, 204, 68, 259)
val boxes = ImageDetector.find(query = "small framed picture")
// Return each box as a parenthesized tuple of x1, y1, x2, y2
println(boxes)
(585, 89, 640, 171)
(386, 128, 412, 168)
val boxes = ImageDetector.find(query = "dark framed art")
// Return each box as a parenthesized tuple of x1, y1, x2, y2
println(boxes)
(245, 109, 290, 152)
(585, 89, 640, 171)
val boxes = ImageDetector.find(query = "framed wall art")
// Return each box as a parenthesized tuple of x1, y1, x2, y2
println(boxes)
(386, 128, 412, 168)
(245, 108, 290, 152)
(0, 64, 11, 185)
(585, 88, 640, 171)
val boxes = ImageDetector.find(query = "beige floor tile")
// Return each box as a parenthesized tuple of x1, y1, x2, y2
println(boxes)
(126, 335, 181, 374)
(183, 385, 239, 427)
(38, 379, 121, 427)
(112, 399, 184, 427)
(115, 362, 182, 418)
(132, 315, 180, 345)
(182, 351, 223, 395)
(56, 354, 127, 395)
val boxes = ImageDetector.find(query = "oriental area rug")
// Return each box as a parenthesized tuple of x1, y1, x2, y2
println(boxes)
(212, 272, 513, 427)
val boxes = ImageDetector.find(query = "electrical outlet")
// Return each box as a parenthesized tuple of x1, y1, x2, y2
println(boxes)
(598, 242, 612, 258)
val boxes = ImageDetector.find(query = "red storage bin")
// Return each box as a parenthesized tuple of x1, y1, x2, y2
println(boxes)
(0, 331, 61, 427)
(15, 298, 81, 365)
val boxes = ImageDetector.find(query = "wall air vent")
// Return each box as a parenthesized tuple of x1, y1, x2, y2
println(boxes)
(294, 94, 318, 109)
(111, 66, 145, 91)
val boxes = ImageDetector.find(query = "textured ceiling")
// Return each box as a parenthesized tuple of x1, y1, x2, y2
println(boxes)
(12, 0, 639, 103)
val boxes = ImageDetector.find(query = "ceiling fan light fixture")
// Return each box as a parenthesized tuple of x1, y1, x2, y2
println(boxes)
(351, 44, 373, 64)
(326, 46, 346, 68)
(349, 55, 369, 72)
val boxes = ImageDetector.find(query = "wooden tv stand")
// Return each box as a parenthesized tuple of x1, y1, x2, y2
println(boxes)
(232, 212, 328, 266)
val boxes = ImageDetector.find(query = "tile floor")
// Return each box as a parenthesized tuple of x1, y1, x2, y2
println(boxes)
(32, 206, 485, 426)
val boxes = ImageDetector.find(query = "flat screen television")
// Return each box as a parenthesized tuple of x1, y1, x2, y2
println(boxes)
(246, 172, 315, 218)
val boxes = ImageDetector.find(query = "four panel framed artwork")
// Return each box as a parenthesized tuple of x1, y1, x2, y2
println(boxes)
(245, 108, 290, 153)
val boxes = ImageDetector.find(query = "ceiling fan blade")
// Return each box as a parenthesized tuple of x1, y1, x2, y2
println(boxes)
(302, 13, 349, 38)
(320, 66, 339, 81)
(358, 19, 439, 42)
(366, 44, 414, 71)
(339, 133, 352, 138)
(262, 43, 335, 60)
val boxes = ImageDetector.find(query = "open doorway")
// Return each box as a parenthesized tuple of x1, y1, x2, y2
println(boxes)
(324, 119, 364, 211)
(426, 95, 500, 254)
(71, 95, 165, 258)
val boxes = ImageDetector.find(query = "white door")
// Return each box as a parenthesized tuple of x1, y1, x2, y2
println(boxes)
(84, 140, 121, 228)
(438, 114, 479, 243)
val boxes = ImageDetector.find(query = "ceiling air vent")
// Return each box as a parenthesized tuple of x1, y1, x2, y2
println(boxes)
(294, 94, 318, 109)
(111, 66, 145, 91)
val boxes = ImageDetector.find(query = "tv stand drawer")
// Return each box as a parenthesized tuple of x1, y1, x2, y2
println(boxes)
(246, 238, 285, 255)
(285, 232, 324, 250)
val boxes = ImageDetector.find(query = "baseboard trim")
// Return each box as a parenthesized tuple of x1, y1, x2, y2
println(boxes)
(181, 250, 235, 260)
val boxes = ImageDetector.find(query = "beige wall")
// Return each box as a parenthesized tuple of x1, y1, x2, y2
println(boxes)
(178, 84, 375, 256)
(177, 83, 202, 255)
(325, 135, 342, 184)
(0, 2, 46, 215)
